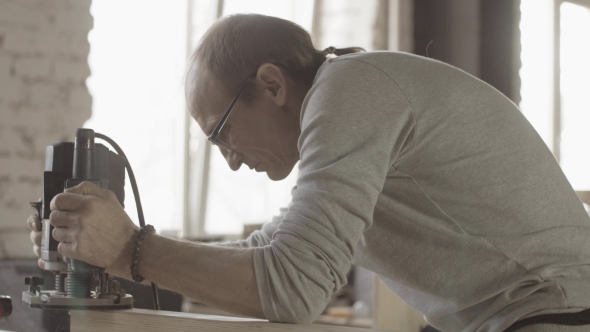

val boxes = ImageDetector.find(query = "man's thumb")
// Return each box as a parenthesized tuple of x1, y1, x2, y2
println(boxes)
(64, 181, 106, 198)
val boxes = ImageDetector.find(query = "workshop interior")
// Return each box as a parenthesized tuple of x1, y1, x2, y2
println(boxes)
(1, 0, 590, 331)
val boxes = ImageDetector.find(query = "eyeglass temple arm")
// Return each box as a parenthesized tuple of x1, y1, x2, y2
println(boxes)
(211, 78, 252, 138)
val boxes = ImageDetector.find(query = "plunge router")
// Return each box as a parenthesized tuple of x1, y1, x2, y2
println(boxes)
(22, 128, 134, 310)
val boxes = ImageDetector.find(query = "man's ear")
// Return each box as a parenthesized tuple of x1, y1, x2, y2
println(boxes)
(256, 63, 288, 107)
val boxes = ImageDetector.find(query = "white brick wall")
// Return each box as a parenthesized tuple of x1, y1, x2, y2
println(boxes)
(0, 0, 93, 259)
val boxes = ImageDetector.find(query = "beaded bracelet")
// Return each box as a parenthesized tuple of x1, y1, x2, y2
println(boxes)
(130, 224, 155, 283)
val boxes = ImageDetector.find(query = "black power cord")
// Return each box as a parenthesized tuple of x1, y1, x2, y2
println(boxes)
(95, 133, 160, 311)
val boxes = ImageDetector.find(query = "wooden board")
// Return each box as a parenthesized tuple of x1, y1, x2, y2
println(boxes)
(576, 191, 590, 205)
(373, 276, 427, 332)
(70, 308, 385, 332)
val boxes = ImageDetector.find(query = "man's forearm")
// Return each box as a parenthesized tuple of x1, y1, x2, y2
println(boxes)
(111, 232, 265, 318)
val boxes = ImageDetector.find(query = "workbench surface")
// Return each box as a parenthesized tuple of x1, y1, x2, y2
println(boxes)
(70, 308, 383, 332)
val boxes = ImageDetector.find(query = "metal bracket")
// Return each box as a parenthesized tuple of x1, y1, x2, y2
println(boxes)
(25, 277, 45, 295)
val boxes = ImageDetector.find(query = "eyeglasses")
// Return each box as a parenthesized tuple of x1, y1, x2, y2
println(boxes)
(207, 77, 252, 152)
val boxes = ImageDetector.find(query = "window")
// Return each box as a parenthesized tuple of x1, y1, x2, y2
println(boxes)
(87, 1, 312, 237)
(86, 1, 189, 234)
(88, 0, 395, 238)
(186, 0, 313, 237)
(186, 0, 394, 236)
(520, 0, 590, 190)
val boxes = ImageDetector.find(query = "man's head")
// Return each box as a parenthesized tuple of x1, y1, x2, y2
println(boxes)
(185, 14, 324, 180)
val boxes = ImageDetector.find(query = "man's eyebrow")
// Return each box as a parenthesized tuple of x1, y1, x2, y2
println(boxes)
(204, 115, 224, 137)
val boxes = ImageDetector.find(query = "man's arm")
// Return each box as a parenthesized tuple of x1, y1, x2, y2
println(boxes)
(49, 181, 265, 318)
(219, 206, 287, 248)
(113, 234, 264, 318)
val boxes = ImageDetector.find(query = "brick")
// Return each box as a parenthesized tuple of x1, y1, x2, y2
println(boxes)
(29, 83, 66, 108)
(0, 56, 17, 105)
(0, 0, 92, 258)
(69, 85, 91, 110)
(0, 174, 15, 213)
(0, 231, 36, 259)
(0, 55, 10, 80)
(4, 30, 83, 57)
(54, 8, 93, 32)
(6, 109, 45, 132)
(64, 0, 92, 11)
(19, 0, 68, 12)
(40, 127, 77, 147)
(14, 57, 52, 79)
(55, 60, 90, 82)
(0, 121, 15, 151)
(0, 175, 42, 196)
(0, 78, 26, 106)
(0, 180, 41, 218)
(31, 31, 66, 55)
(67, 32, 90, 59)
(0, 157, 43, 179)
(53, 109, 91, 133)
(0, 2, 49, 29)
(2, 29, 37, 54)
(0, 26, 6, 49)
(0, 206, 30, 233)
(11, 126, 41, 160)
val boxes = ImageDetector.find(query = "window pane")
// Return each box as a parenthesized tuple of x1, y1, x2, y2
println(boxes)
(222, 0, 314, 29)
(206, 153, 298, 234)
(519, 0, 553, 149)
(314, 0, 379, 51)
(86, 0, 187, 233)
(203, 1, 312, 234)
(560, 2, 590, 190)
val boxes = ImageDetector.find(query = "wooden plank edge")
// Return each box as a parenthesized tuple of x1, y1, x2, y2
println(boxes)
(70, 308, 384, 332)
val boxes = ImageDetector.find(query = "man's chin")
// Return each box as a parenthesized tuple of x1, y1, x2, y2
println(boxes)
(265, 165, 295, 181)
(266, 170, 288, 181)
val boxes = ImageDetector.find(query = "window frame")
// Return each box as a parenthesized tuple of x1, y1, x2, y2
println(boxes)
(182, 0, 224, 238)
(550, 0, 590, 161)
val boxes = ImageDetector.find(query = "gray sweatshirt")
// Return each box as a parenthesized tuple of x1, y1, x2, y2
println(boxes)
(229, 52, 590, 332)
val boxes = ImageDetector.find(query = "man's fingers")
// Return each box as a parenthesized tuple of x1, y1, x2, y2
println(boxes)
(49, 210, 75, 228)
(52, 227, 73, 242)
(27, 214, 41, 231)
(57, 242, 75, 259)
(64, 181, 108, 199)
(30, 230, 41, 246)
(38, 258, 45, 270)
(33, 245, 41, 258)
(50, 193, 86, 212)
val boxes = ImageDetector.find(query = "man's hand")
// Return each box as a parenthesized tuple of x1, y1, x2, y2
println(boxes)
(46, 182, 264, 319)
(27, 213, 45, 269)
(49, 181, 139, 270)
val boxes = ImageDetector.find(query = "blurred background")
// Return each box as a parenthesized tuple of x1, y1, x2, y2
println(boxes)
(0, 0, 589, 331)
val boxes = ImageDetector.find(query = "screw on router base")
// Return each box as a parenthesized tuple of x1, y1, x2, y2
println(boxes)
(65, 271, 92, 298)
(54, 272, 66, 294)
(25, 276, 45, 295)
(23, 270, 134, 309)
(0, 296, 13, 319)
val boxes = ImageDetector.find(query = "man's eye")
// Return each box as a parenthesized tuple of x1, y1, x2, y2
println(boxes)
(217, 132, 228, 143)
(218, 126, 230, 142)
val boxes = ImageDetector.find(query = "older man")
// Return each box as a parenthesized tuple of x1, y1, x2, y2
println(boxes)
(29, 14, 590, 332)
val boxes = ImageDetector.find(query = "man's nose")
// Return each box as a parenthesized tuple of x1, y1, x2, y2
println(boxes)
(220, 147, 243, 171)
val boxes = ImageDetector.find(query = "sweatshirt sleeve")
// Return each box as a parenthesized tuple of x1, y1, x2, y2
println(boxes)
(219, 206, 288, 248)
(253, 58, 416, 323)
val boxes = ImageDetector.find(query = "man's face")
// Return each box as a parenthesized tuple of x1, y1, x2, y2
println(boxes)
(185, 63, 301, 181)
